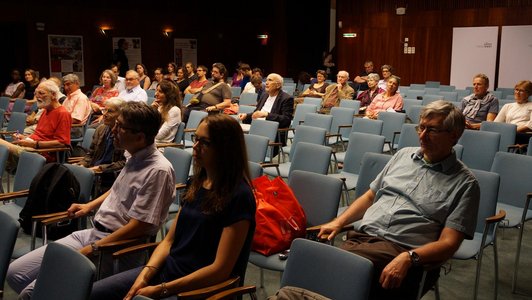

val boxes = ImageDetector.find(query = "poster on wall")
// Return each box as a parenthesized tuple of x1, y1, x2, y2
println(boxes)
(48, 35, 85, 86)
(450, 27, 498, 90)
(174, 38, 197, 67)
(112, 37, 142, 75)
(498, 25, 532, 89)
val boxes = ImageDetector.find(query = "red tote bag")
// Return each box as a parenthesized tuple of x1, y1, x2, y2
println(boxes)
(251, 176, 307, 256)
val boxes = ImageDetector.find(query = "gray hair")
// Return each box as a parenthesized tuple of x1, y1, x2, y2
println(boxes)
(367, 73, 380, 81)
(421, 100, 465, 138)
(268, 73, 283, 87)
(473, 73, 489, 87)
(104, 97, 126, 108)
(100, 69, 118, 87)
(38, 80, 60, 97)
(388, 75, 401, 86)
(125, 70, 140, 79)
(62, 73, 80, 85)
(338, 70, 350, 79)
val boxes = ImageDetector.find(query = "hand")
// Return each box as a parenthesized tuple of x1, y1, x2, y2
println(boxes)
(132, 285, 162, 299)
(379, 252, 412, 289)
(79, 245, 93, 257)
(251, 111, 267, 119)
(67, 203, 91, 218)
(317, 219, 343, 241)
(151, 101, 160, 108)
(206, 105, 217, 112)
(90, 102, 100, 112)
(12, 139, 35, 147)
(238, 113, 247, 121)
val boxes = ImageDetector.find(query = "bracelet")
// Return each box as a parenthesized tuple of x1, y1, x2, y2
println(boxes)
(160, 282, 169, 297)
(144, 265, 159, 271)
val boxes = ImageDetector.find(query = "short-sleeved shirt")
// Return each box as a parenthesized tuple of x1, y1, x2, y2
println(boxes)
(460, 93, 499, 123)
(200, 81, 232, 106)
(359, 147, 480, 249)
(163, 180, 256, 280)
(494, 101, 532, 130)
(63, 89, 91, 124)
(30, 105, 72, 146)
(118, 85, 148, 103)
(94, 144, 176, 236)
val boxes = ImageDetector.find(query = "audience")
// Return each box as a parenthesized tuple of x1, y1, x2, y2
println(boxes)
(294, 70, 329, 107)
(111, 64, 126, 92)
(460, 73, 499, 129)
(354, 60, 375, 91)
(184, 65, 208, 95)
(118, 70, 148, 103)
(175, 67, 189, 96)
(24, 77, 66, 135)
(494, 80, 532, 144)
(185, 62, 197, 82)
(148, 67, 164, 90)
(7, 102, 176, 299)
(23, 69, 39, 100)
(135, 63, 151, 90)
(357, 73, 385, 112)
(152, 80, 182, 143)
(378, 64, 393, 91)
(62, 73, 91, 138)
(166, 62, 178, 82)
(319, 100, 479, 299)
(365, 75, 403, 119)
(89, 69, 119, 117)
(90, 114, 255, 300)
(320, 70, 355, 113)
(2, 69, 25, 99)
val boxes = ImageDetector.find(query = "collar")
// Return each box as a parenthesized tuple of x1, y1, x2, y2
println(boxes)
(411, 148, 457, 172)
(127, 143, 157, 163)
(68, 89, 83, 98)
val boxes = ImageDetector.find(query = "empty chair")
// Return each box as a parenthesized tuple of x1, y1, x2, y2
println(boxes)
(354, 152, 392, 199)
(183, 110, 208, 148)
(249, 171, 343, 288)
(248, 119, 279, 162)
(425, 81, 440, 88)
(3, 112, 27, 142)
(406, 105, 423, 124)
(339, 99, 361, 112)
(421, 94, 444, 106)
(32, 242, 96, 300)
(406, 89, 425, 100)
(329, 107, 356, 148)
(230, 86, 241, 98)
(480, 121, 516, 152)
(264, 141, 331, 179)
(378, 111, 406, 152)
(352, 117, 384, 136)
(439, 85, 456, 92)
(396, 123, 420, 150)
(458, 130, 500, 171)
(280, 124, 326, 160)
(248, 161, 263, 179)
(0, 96, 10, 110)
(402, 98, 421, 113)
(302, 97, 323, 109)
(238, 92, 258, 105)
(11, 98, 27, 113)
(0, 210, 19, 297)
(410, 84, 425, 90)
(244, 134, 269, 163)
(286, 103, 317, 141)
(439, 91, 458, 102)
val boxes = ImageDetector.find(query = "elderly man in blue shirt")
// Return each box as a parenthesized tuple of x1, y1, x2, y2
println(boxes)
(319, 100, 480, 299)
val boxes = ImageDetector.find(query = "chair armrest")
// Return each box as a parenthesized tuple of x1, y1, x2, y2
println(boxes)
(485, 210, 506, 224)
(337, 124, 353, 130)
(178, 277, 240, 300)
(67, 157, 84, 163)
(32, 211, 69, 221)
(0, 189, 30, 201)
(277, 128, 294, 133)
(97, 238, 148, 253)
(260, 162, 279, 168)
(391, 131, 401, 149)
(112, 242, 160, 259)
(205, 285, 257, 300)
(0, 130, 18, 135)
(156, 142, 184, 149)
(176, 183, 187, 190)
(26, 147, 70, 154)
(183, 128, 196, 133)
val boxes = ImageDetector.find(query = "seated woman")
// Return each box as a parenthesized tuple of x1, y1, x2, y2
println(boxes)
(148, 68, 164, 90)
(294, 70, 329, 106)
(175, 67, 190, 96)
(136, 63, 151, 90)
(365, 75, 403, 119)
(152, 80, 182, 144)
(89, 69, 119, 118)
(357, 73, 385, 112)
(90, 114, 256, 300)
(23, 69, 39, 101)
(166, 62, 178, 82)
(2, 69, 25, 99)
(377, 65, 393, 91)
(494, 80, 532, 144)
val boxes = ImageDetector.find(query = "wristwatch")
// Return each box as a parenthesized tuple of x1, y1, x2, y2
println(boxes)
(408, 250, 420, 266)
(90, 242, 99, 252)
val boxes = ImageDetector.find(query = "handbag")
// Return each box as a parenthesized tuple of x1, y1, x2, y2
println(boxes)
(251, 176, 306, 256)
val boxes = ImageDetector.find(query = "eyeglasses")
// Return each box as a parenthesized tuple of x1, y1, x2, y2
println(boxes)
(192, 135, 211, 147)
(415, 125, 449, 136)
(101, 108, 117, 114)
(114, 120, 139, 132)
(125, 77, 137, 81)
(515, 89, 527, 94)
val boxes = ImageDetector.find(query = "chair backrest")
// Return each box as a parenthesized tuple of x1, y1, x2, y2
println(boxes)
(244, 134, 269, 163)
(281, 239, 373, 300)
(339, 99, 361, 112)
(238, 105, 256, 115)
(402, 98, 421, 114)
(406, 105, 423, 124)
(497, 99, 514, 112)
(288, 142, 331, 177)
(378, 111, 407, 143)
(425, 81, 440, 88)
(354, 152, 392, 199)
(239, 92, 258, 105)
(470, 169, 500, 234)
(528, 137, 532, 156)
(183, 93, 193, 106)
(184, 110, 208, 143)
(81, 127, 96, 150)
(63, 164, 95, 205)
(0, 108, 5, 128)
(0, 97, 10, 110)
(145, 89, 155, 98)
(230, 86, 242, 98)
(480, 121, 516, 152)
(439, 85, 456, 92)
(424, 87, 441, 95)
(352, 118, 383, 136)
(303, 113, 333, 132)
(0, 210, 19, 294)
(173, 122, 185, 144)
(491, 152, 532, 209)
(32, 242, 96, 300)
(5, 112, 27, 141)
(289, 170, 342, 226)
(405, 89, 425, 100)
(438, 91, 458, 102)
(163, 147, 192, 184)
(0, 144, 9, 181)
(421, 94, 444, 106)
(249, 119, 279, 142)
(302, 97, 323, 110)
(397, 124, 420, 150)
(330, 107, 356, 139)
(453, 144, 464, 160)
(458, 130, 500, 171)
(248, 161, 263, 179)
(11, 98, 26, 113)
(343, 132, 385, 175)
(290, 125, 327, 161)
(283, 85, 296, 96)
(410, 84, 426, 90)
(13, 151, 46, 206)
(292, 104, 317, 128)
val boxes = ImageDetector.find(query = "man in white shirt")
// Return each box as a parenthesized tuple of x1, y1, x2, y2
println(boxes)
(111, 64, 125, 92)
(118, 70, 148, 103)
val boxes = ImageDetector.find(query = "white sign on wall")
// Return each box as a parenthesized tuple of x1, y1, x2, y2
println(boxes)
(174, 39, 197, 67)
(450, 27, 498, 90)
(498, 25, 532, 88)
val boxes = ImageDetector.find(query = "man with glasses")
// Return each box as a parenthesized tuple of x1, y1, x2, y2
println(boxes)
(183, 65, 209, 95)
(319, 100, 480, 299)
(8, 102, 176, 299)
(118, 70, 148, 103)
(320, 70, 355, 113)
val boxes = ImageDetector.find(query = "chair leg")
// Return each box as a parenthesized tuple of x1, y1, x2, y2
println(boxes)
(493, 237, 499, 300)
(512, 222, 525, 293)
(417, 270, 427, 300)
(434, 280, 440, 300)
(259, 267, 264, 288)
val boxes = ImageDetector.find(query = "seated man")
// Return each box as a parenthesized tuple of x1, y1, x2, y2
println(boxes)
(0, 79, 71, 163)
(460, 73, 499, 129)
(319, 100, 480, 299)
(320, 70, 355, 113)
(118, 70, 148, 103)
(7, 102, 176, 299)
(183, 65, 209, 95)
(62, 73, 91, 138)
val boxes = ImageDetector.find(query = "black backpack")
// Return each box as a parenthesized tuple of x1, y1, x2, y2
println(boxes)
(19, 163, 81, 240)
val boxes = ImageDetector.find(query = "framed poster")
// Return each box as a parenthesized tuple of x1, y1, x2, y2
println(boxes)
(48, 35, 85, 86)
(174, 38, 197, 67)
(450, 27, 498, 90)
(112, 37, 142, 74)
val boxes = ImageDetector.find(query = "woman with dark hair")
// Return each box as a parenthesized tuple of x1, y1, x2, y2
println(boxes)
(185, 62, 197, 81)
(2, 69, 25, 98)
(90, 114, 256, 300)
(136, 63, 151, 90)
(175, 67, 190, 96)
(23, 69, 39, 100)
(148, 68, 164, 90)
(153, 80, 182, 143)
(166, 62, 178, 82)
